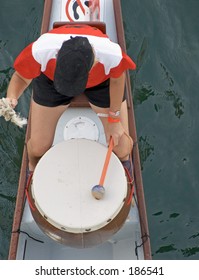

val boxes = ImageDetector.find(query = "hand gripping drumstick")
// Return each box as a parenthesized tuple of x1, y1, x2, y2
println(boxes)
(91, 137, 114, 200)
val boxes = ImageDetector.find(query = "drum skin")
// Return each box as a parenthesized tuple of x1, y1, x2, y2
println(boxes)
(27, 139, 132, 248)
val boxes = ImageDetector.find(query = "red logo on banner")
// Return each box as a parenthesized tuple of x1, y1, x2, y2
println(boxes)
(65, 0, 89, 22)
(65, 0, 100, 22)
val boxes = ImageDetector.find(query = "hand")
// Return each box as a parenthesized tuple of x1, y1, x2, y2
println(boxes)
(106, 122, 125, 146)
(5, 97, 18, 108)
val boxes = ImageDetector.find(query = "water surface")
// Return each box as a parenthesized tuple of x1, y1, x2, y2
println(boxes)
(122, 0, 199, 259)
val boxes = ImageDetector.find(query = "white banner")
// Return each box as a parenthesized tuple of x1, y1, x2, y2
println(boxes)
(0, 260, 199, 279)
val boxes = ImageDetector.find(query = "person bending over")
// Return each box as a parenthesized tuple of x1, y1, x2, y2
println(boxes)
(6, 25, 136, 176)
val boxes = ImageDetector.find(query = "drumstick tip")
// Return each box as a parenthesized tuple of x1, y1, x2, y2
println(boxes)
(91, 185, 105, 200)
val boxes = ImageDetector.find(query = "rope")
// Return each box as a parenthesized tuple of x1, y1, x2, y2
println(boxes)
(12, 229, 44, 243)
(135, 233, 150, 258)
(0, 98, 27, 128)
(123, 166, 135, 205)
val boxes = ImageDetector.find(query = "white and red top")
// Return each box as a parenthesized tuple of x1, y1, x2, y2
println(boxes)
(14, 25, 136, 88)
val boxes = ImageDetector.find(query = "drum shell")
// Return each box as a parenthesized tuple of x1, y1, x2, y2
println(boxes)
(28, 181, 131, 248)
(28, 139, 132, 248)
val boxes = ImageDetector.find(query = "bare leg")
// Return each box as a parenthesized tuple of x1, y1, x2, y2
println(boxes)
(89, 100, 133, 161)
(27, 100, 69, 171)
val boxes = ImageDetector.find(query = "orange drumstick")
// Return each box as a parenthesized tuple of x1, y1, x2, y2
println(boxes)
(91, 137, 114, 200)
(99, 137, 114, 186)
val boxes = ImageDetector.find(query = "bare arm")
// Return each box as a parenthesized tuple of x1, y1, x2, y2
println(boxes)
(6, 71, 32, 107)
(109, 72, 125, 113)
(106, 73, 126, 146)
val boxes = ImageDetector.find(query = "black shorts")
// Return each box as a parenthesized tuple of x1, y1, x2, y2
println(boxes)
(32, 73, 125, 108)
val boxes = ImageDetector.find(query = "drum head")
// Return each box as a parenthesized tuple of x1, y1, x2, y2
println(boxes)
(31, 139, 127, 233)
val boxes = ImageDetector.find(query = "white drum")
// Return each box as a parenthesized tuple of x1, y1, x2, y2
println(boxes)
(29, 139, 131, 248)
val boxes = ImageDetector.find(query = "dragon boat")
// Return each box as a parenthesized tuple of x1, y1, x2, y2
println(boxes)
(8, 0, 151, 260)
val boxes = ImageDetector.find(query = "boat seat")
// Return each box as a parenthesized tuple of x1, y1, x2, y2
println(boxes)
(53, 21, 106, 34)
(53, 21, 106, 107)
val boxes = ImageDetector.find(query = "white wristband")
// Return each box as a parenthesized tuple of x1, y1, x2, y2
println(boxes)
(97, 113, 109, 118)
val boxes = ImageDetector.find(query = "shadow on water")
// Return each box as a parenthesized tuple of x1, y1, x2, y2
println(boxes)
(151, 211, 199, 259)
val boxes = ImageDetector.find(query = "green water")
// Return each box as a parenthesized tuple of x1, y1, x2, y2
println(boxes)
(0, 0, 199, 260)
